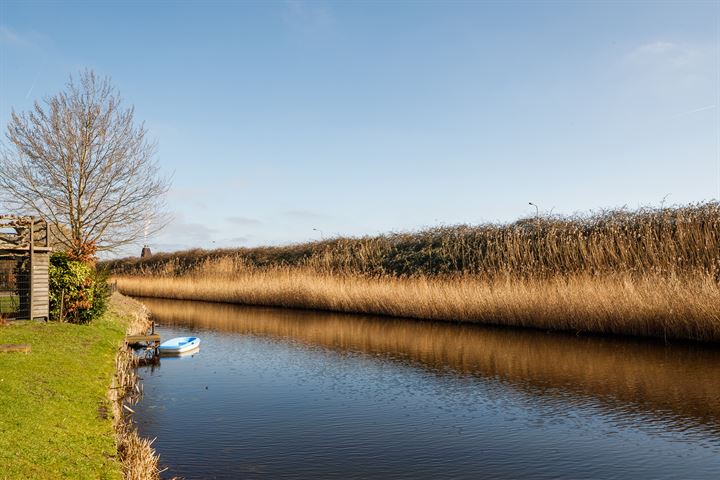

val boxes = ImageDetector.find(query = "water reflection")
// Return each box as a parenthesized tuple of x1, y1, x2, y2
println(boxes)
(139, 296, 720, 437)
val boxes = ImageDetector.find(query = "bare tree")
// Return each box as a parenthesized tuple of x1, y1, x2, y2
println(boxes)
(0, 70, 170, 256)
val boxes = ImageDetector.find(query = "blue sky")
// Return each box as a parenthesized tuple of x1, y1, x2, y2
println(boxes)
(1, 1, 718, 256)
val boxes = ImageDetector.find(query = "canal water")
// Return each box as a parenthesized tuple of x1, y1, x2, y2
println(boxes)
(133, 297, 720, 479)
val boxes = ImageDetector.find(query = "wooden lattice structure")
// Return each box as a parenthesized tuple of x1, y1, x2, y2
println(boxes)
(0, 215, 51, 320)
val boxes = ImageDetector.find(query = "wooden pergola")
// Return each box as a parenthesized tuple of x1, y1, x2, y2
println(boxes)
(0, 215, 51, 320)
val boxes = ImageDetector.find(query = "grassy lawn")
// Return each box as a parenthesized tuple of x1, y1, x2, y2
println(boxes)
(0, 310, 127, 479)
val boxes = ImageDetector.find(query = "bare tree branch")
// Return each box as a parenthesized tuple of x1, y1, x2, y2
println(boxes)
(0, 70, 171, 256)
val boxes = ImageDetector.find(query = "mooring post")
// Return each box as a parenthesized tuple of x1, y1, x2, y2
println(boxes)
(151, 321, 158, 359)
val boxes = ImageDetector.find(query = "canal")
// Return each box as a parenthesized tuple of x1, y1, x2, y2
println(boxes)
(133, 297, 720, 479)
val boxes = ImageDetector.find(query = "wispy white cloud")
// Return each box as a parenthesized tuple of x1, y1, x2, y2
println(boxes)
(226, 216, 262, 226)
(622, 39, 715, 97)
(167, 185, 211, 200)
(673, 104, 716, 118)
(283, 0, 335, 32)
(626, 41, 705, 70)
(220, 176, 245, 189)
(25, 75, 38, 99)
(0, 25, 28, 46)
(628, 41, 676, 57)
(148, 212, 218, 252)
(165, 220, 216, 242)
(0, 25, 42, 49)
(284, 209, 328, 220)
(227, 236, 250, 245)
(147, 122, 181, 140)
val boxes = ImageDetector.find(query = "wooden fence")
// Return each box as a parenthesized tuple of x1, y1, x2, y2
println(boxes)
(0, 215, 51, 320)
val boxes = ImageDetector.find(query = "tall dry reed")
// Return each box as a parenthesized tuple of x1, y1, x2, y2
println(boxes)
(105, 202, 720, 280)
(107, 203, 720, 342)
(108, 294, 162, 480)
(115, 270, 720, 342)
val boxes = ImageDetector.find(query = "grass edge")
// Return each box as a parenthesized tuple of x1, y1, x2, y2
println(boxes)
(107, 293, 162, 480)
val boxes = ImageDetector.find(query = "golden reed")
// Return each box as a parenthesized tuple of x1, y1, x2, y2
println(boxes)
(108, 294, 162, 480)
(108, 203, 720, 342)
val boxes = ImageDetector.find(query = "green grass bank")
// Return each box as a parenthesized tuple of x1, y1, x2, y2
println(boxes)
(0, 295, 158, 480)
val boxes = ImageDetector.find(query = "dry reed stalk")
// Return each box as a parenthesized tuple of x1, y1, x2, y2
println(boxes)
(114, 270, 720, 343)
(107, 294, 162, 480)
(106, 203, 720, 342)
(104, 202, 720, 281)
(111, 293, 153, 336)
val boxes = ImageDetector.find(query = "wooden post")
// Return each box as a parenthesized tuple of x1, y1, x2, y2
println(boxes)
(29, 218, 34, 320)
(0, 344, 32, 353)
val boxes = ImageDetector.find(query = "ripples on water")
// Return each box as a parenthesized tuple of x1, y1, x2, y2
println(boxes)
(133, 297, 720, 479)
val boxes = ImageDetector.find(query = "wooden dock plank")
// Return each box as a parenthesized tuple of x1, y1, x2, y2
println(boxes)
(126, 334, 161, 344)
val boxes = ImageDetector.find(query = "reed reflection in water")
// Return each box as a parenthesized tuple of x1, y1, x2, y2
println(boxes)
(136, 297, 720, 479)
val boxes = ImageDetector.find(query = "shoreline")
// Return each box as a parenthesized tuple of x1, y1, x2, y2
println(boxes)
(0, 293, 161, 479)
(108, 293, 162, 480)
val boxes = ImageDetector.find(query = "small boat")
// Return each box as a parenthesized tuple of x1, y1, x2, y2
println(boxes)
(161, 347, 200, 359)
(158, 336, 200, 354)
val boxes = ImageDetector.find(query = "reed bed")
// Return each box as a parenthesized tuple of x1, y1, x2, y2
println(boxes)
(106, 202, 720, 280)
(115, 270, 720, 342)
(108, 294, 162, 480)
(107, 203, 720, 342)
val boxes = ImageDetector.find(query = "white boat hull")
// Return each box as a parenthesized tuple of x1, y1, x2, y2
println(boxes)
(158, 336, 201, 353)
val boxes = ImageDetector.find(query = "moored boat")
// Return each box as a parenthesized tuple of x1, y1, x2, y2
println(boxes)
(158, 336, 200, 354)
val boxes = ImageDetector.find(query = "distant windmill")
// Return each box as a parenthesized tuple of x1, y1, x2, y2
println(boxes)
(141, 216, 152, 257)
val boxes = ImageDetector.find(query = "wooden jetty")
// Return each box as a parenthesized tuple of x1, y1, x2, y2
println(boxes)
(125, 333, 161, 346)
(126, 320, 160, 347)
(125, 322, 161, 363)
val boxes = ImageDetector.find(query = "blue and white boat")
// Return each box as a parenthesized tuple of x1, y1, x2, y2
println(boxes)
(158, 336, 200, 354)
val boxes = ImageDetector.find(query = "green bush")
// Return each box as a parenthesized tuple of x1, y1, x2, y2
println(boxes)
(49, 252, 109, 323)
(88, 267, 111, 321)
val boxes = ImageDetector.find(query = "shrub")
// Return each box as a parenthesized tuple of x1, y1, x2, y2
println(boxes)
(49, 252, 109, 323)
(88, 267, 111, 321)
